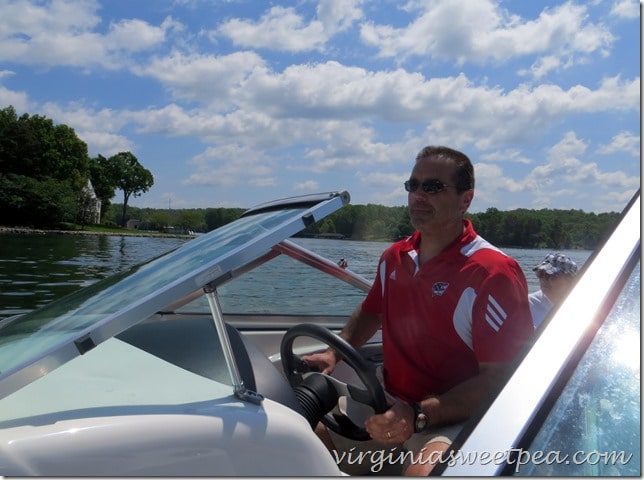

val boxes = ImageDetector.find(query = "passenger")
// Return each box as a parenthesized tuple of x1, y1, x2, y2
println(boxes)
(303, 146, 534, 475)
(529, 253, 579, 329)
(337, 258, 348, 269)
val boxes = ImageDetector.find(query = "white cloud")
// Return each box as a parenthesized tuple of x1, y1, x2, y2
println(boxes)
(597, 131, 640, 156)
(0, 0, 172, 69)
(468, 131, 640, 212)
(357, 171, 409, 205)
(79, 131, 135, 157)
(216, 6, 325, 52)
(453, 161, 528, 212)
(317, 0, 364, 33)
(134, 51, 266, 105)
(2, 0, 637, 212)
(524, 131, 639, 199)
(7, 43, 636, 195)
(215, 0, 363, 52)
(425, 75, 639, 151)
(294, 180, 320, 191)
(610, 0, 640, 19)
(475, 162, 525, 193)
(360, 0, 614, 76)
(182, 143, 274, 187)
(105, 17, 170, 51)
(480, 149, 533, 165)
(360, 171, 406, 187)
(101, 61, 639, 192)
(547, 131, 588, 159)
(520, 55, 562, 80)
(0, 83, 30, 112)
(128, 103, 204, 136)
(0, 0, 101, 38)
(301, 122, 399, 172)
(250, 176, 278, 187)
(39, 102, 133, 156)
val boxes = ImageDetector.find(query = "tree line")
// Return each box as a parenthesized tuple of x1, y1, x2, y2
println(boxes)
(0, 106, 153, 228)
(307, 204, 620, 250)
(2, 105, 619, 250)
(109, 202, 620, 250)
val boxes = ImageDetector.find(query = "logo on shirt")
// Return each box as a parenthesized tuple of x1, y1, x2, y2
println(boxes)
(432, 282, 449, 296)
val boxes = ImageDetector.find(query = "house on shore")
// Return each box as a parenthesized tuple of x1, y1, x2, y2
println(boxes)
(126, 219, 141, 230)
(81, 180, 102, 224)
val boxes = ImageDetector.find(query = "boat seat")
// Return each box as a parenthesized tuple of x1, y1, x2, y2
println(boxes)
(116, 317, 304, 416)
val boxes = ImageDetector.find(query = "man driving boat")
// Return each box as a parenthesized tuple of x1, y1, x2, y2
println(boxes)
(304, 145, 534, 475)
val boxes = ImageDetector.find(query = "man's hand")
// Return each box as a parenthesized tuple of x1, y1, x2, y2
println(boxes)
(364, 400, 415, 444)
(302, 348, 340, 375)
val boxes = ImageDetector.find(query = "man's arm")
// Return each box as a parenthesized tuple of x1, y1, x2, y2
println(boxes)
(302, 306, 382, 374)
(339, 306, 382, 347)
(419, 362, 506, 427)
(366, 362, 507, 444)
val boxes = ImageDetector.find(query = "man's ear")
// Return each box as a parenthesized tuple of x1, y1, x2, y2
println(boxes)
(461, 189, 474, 213)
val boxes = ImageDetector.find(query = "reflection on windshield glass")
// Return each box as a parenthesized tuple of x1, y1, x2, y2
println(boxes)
(0, 208, 305, 384)
(516, 262, 640, 476)
(180, 253, 367, 316)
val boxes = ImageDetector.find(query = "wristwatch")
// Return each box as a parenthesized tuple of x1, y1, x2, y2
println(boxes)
(412, 402, 428, 433)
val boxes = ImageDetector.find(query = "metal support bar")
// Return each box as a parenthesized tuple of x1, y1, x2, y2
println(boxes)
(203, 283, 263, 405)
(274, 239, 372, 293)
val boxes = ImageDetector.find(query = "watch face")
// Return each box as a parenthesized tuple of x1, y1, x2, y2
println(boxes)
(416, 413, 427, 431)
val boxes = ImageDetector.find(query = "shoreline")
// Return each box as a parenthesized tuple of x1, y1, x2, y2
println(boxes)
(0, 226, 196, 239)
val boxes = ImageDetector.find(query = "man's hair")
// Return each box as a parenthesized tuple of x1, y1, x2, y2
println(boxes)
(415, 146, 475, 193)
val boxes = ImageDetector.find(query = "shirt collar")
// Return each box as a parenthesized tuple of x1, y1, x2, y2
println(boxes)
(403, 219, 475, 254)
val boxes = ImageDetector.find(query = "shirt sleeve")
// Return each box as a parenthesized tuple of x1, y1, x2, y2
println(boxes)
(472, 261, 534, 363)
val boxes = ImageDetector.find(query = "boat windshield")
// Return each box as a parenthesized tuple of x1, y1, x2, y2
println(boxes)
(0, 191, 349, 400)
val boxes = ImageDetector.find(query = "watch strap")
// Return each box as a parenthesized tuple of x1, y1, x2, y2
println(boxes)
(412, 402, 428, 433)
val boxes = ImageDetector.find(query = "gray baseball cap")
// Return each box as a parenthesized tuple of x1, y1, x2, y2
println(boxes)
(534, 253, 578, 276)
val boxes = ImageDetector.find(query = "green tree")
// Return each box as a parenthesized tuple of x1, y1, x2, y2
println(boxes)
(45, 122, 89, 191)
(0, 111, 89, 188)
(105, 152, 154, 226)
(548, 217, 565, 249)
(89, 155, 116, 221)
(326, 206, 353, 237)
(318, 218, 336, 234)
(176, 210, 203, 232)
(0, 174, 77, 227)
(0, 106, 20, 174)
(0, 106, 90, 227)
(204, 208, 244, 231)
(393, 206, 413, 239)
(147, 211, 173, 231)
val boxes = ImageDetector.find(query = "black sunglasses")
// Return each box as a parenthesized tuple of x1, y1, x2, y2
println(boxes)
(404, 178, 454, 194)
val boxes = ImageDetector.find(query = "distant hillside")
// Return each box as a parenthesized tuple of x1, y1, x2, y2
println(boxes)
(108, 202, 620, 250)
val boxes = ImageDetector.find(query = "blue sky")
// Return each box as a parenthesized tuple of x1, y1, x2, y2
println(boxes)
(0, 0, 640, 213)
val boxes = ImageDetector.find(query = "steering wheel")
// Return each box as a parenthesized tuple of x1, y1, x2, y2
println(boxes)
(280, 323, 387, 441)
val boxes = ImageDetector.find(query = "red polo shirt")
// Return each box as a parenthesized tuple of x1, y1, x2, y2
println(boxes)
(361, 220, 533, 402)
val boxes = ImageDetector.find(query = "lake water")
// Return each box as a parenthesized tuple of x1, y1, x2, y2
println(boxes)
(0, 234, 592, 321)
